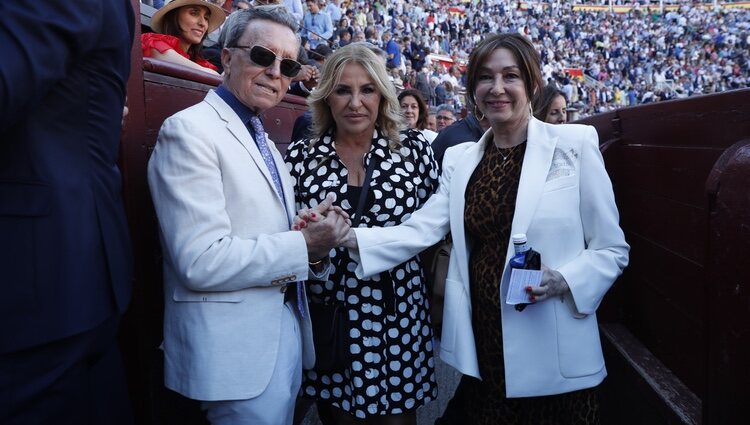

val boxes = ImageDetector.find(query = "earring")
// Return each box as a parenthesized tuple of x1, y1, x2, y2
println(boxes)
(473, 104, 485, 121)
(528, 102, 533, 117)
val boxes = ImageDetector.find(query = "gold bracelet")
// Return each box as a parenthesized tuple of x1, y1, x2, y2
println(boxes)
(309, 258, 325, 266)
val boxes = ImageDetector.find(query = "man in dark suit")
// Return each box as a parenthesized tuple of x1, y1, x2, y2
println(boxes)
(0, 1, 135, 423)
(431, 112, 489, 165)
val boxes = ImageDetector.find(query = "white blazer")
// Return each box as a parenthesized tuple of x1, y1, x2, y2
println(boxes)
(352, 117, 629, 397)
(148, 90, 317, 401)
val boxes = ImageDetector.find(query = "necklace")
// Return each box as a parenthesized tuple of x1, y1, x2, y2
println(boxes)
(494, 141, 524, 162)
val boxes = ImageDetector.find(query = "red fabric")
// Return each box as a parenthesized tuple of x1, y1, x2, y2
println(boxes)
(141, 33, 217, 71)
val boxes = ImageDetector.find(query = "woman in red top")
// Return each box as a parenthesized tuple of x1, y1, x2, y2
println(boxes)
(142, 0, 226, 75)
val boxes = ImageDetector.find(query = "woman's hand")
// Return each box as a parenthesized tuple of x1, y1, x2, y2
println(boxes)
(294, 211, 357, 250)
(526, 264, 569, 303)
(341, 228, 358, 249)
(292, 194, 351, 231)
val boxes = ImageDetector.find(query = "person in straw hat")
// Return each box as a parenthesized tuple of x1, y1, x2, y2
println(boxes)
(142, 0, 226, 75)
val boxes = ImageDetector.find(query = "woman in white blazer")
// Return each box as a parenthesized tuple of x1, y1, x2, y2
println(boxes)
(307, 33, 630, 424)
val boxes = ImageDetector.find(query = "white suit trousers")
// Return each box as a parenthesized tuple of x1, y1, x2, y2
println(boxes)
(201, 302, 302, 425)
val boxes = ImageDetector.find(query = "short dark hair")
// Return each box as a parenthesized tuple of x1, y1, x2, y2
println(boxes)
(465, 33, 543, 109)
(364, 26, 376, 39)
(310, 43, 333, 61)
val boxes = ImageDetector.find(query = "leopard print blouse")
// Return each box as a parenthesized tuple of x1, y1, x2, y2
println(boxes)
(454, 140, 599, 425)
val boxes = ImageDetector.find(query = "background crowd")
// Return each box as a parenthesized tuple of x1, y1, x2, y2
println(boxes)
(142, 0, 750, 120)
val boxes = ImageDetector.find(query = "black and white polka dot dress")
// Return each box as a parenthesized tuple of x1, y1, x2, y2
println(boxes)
(285, 128, 440, 418)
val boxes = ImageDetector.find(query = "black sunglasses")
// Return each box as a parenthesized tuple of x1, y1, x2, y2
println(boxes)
(231, 45, 302, 78)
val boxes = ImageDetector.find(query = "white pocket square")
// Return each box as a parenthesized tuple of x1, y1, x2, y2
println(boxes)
(547, 147, 578, 181)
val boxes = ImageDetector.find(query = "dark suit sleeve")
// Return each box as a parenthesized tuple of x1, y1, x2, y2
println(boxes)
(432, 116, 484, 165)
(0, 0, 102, 130)
(290, 111, 313, 144)
(0, 0, 134, 351)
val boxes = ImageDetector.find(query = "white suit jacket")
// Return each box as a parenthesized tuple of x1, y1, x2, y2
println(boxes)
(352, 117, 629, 397)
(148, 90, 317, 401)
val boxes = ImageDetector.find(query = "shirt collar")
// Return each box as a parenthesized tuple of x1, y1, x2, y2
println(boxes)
(215, 84, 257, 126)
(308, 127, 392, 162)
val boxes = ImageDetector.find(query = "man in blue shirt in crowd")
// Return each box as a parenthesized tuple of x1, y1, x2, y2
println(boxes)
(383, 30, 402, 69)
(302, 0, 333, 48)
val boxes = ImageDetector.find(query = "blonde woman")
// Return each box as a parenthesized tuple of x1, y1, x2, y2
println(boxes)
(285, 43, 439, 425)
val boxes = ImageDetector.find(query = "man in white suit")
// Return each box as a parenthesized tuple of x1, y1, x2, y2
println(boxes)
(147, 6, 349, 424)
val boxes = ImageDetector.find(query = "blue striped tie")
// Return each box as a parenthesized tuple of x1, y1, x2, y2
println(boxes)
(248, 115, 305, 317)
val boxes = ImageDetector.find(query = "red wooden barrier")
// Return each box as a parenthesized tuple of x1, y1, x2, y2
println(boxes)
(705, 140, 750, 424)
(578, 89, 750, 425)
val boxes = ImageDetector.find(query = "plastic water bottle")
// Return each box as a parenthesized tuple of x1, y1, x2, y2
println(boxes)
(508, 233, 541, 311)
(510, 233, 530, 269)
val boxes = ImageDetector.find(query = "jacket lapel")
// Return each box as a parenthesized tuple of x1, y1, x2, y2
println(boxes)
(450, 131, 491, 289)
(449, 121, 557, 293)
(511, 118, 557, 239)
(205, 91, 288, 216)
(275, 147, 297, 225)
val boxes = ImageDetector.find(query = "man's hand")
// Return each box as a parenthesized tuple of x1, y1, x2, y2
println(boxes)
(298, 194, 351, 261)
(292, 64, 319, 83)
(293, 194, 351, 230)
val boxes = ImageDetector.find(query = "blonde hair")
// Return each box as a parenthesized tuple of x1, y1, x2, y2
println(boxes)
(308, 43, 404, 148)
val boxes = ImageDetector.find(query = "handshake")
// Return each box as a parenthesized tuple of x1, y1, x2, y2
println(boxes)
(294, 194, 358, 262)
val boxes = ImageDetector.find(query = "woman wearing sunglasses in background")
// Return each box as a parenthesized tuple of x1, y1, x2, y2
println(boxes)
(285, 43, 439, 425)
(142, 0, 226, 75)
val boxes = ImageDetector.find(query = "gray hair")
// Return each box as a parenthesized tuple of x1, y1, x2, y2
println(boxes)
(220, 5, 299, 48)
(436, 104, 455, 116)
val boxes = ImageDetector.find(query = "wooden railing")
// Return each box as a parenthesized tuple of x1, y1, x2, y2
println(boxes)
(577, 88, 750, 425)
